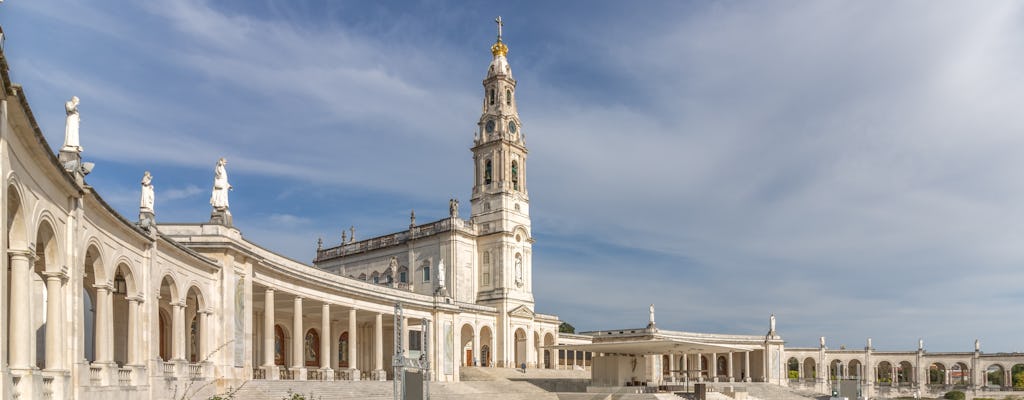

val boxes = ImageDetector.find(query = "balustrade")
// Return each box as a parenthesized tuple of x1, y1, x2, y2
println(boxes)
(90, 366, 103, 386)
(163, 362, 175, 378)
(280, 368, 295, 380)
(335, 369, 352, 381)
(42, 375, 54, 400)
(253, 367, 267, 380)
(188, 363, 202, 379)
(307, 369, 324, 381)
(12, 375, 21, 400)
(118, 368, 132, 386)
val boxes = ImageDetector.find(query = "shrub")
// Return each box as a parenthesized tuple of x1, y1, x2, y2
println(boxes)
(943, 391, 965, 400)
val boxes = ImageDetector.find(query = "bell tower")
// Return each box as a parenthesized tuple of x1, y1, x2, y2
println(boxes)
(471, 17, 534, 306)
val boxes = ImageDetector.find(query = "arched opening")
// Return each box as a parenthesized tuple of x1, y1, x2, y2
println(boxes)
(484, 160, 493, 185)
(898, 361, 914, 385)
(338, 332, 349, 368)
(1012, 364, 1024, 389)
(878, 361, 893, 385)
(987, 364, 1006, 387)
(489, 88, 495, 105)
(787, 358, 800, 380)
(511, 161, 519, 191)
(157, 275, 178, 361)
(460, 324, 474, 366)
(5, 185, 27, 368)
(274, 324, 287, 366)
(514, 328, 527, 368)
(929, 363, 946, 385)
(505, 89, 512, 106)
(848, 360, 862, 380)
(718, 355, 729, 378)
(543, 333, 555, 369)
(479, 326, 493, 367)
(370, 271, 380, 284)
(112, 262, 136, 366)
(33, 220, 59, 369)
(803, 357, 816, 381)
(82, 245, 102, 363)
(185, 286, 205, 363)
(830, 359, 843, 380)
(700, 355, 709, 378)
(304, 328, 320, 367)
(951, 362, 969, 386)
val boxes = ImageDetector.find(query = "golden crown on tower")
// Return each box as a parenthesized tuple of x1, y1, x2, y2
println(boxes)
(491, 16, 508, 57)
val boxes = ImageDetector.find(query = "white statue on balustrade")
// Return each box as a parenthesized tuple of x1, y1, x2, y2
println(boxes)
(210, 157, 232, 210)
(63, 96, 82, 152)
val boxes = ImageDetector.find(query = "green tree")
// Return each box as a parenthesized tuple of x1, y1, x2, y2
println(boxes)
(943, 391, 965, 400)
(1013, 365, 1024, 388)
(559, 322, 575, 334)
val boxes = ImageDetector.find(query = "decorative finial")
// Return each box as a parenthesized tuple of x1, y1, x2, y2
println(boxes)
(349, 225, 355, 243)
(490, 16, 509, 57)
(410, 209, 416, 228)
(867, 337, 872, 349)
(341, 230, 347, 244)
(918, 338, 924, 350)
(769, 313, 776, 335)
(495, 16, 504, 41)
(975, 339, 980, 352)
(820, 336, 826, 348)
(317, 237, 323, 250)
(649, 304, 656, 326)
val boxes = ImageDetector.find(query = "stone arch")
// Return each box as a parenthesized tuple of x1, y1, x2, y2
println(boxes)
(898, 361, 914, 384)
(6, 181, 28, 249)
(370, 271, 380, 284)
(338, 331, 349, 368)
(157, 307, 171, 360)
(304, 328, 320, 367)
(185, 285, 206, 362)
(787, 357, 800, 380)
(81, 244, 103, 363)
(830, 359, 844, 380)
(111, 261, 137, 366)
(460, 323, 475, 366)
(1011, 364, 1024, 389)
(32, 217, 61, 369)
(479, 325, 493, 367)
(929, 362, 947, 384)
(878, 361, 894, 385)
(157, 275, 179, 360)
(986, 364, 1006, 387)
(718, 355, 729, 378)
(514, 328, 527, 368)
(803, 357, 817, 380)
(158, 273, 181, 304)
(543, 332, 556, 369)
(951, 361, 969, 385)
(848, 359, 862, 379)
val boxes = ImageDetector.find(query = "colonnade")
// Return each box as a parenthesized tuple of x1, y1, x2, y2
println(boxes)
(671, 351, 753, 382)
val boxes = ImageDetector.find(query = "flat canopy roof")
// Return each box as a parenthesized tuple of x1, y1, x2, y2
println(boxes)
(548, 339, 759, 355)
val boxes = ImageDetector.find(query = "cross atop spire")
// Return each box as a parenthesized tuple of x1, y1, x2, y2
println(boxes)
(495, 16, 504, 41)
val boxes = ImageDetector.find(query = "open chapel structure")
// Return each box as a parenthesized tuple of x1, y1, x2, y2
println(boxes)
(3, 14, 1024, 400)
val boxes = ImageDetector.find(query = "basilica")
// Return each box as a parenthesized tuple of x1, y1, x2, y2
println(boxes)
(2, 14, 1024, 400)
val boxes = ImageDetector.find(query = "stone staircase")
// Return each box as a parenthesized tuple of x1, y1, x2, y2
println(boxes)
(704, 383, 823, 400)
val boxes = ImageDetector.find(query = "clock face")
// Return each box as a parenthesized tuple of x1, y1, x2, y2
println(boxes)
(508, 121, 517, 134)
(485, 120, 495, 133)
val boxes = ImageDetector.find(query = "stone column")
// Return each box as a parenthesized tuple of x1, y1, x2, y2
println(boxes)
(199, 311, 211, 360)
(172, 302, 185, 360)
(373, 312, 384, 379)
(744, 351, 751, 382)
(263, 289, 275, 366)
(711, 352, 718, 382)
(668, 354, 676, 381)
(127, 297, 141, 365)
(472, 331, 480, 367)
(96, 286, 114, 363)
(348, 308, 359, 378)
(320, 304, 331, 371)
(728, 351, 734, 382)
(43, 272, 64, 370)
(7, 251, 32, 369)
(292, 297, 303, 369)
(695, 353, 702, 381)
(403, 317, 411, 358)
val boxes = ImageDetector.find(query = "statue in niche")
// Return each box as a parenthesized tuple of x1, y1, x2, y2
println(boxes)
(514, 253, 523, 287)
(209, 158, 231, 210)
(63, 96, 82, 152)
(140, 171, 155, 212)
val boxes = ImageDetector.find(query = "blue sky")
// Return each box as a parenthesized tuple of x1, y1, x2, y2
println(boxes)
(4, 1, 1024, 352)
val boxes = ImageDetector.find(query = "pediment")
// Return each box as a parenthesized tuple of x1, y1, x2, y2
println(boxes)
(508, 305, 535, 319)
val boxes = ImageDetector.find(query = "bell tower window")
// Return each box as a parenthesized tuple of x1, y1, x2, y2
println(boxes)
(484, 160, 493, 185)
(511, 161, 519, 191)
(489, 89, 495, 105)
(506, 89, 512, 106)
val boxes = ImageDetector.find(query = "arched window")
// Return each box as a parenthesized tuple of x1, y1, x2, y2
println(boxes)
(371, 272, 380, 284)
(489, 89, 495, 105)
(511, 161, 519, 191)
(506, 89, 512, 106)
(423, 264, 431, 282)
(484, 160, 493, 185)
